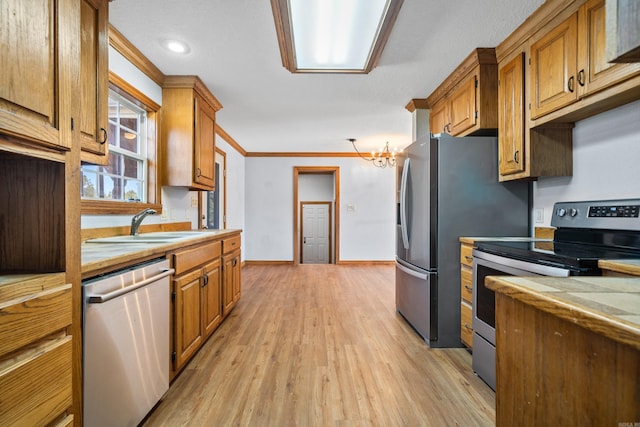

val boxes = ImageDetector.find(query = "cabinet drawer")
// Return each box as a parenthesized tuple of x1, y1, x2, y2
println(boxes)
(460, 302, 474, 348)
(460, 244, 474, 267)
(222, 235, 241, 254)
(172, 240, 222, 275)
(0, 334, 72, 426)
(460, 266, 473, 304)
(0, 282, 72, 357)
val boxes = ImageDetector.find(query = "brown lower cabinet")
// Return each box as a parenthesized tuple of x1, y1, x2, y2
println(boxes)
(169, 233, 241, 379)
(0, 274, 73, 426)
(493, 292, 639, 425)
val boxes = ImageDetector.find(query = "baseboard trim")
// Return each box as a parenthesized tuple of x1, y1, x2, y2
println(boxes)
(244, 260, 295, 266)
(337, 260, 395, 266)
(243, 260, 395, 266)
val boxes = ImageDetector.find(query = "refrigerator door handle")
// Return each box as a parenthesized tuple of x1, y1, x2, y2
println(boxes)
(399, 157, 410, 249)
(396, 260, 428, 280)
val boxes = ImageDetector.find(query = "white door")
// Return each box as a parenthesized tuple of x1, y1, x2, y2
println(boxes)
(301, 203, 330, 264)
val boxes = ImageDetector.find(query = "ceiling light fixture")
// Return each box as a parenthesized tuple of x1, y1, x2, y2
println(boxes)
(164, 39, 190, 54)
(349, 138, 400, 168)
(271, 0, 404, 73)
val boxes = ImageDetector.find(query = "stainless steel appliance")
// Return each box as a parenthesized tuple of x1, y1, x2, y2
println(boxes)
(83, 258, 174, 427)
(472, 198, 640, 390)
(395, 134, 530, 348)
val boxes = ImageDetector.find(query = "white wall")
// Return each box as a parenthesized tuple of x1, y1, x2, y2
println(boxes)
(244, 157, 396, 261)
(533, 99, 640, 226)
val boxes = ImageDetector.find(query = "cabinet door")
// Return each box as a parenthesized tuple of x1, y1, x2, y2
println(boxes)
(80, 0, 109, 161)
(449, 75, 477, 136)
(530, 13, 579, 119)
(498, 53, 526, 176)
(202, 259, 222, 339)
(194, 94, 216, 188)
(429, 100, 449, 135)
(231, 251, 241, 303)
(578, 0, 640, 96)
(0, 0, 74, 149)
(222, 253, 236, 316)
(173, 269, 203, 371)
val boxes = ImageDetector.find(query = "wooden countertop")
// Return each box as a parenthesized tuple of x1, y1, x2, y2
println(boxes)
(485, 275, 640, 351)
(599, 259, 640, 276)
(81, 229, 241, 279)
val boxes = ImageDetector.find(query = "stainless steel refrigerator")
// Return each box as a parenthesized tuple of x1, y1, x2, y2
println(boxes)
(396, 134, 530, 348)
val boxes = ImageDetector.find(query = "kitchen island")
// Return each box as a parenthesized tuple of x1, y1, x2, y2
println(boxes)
(486, 275, 640, 426)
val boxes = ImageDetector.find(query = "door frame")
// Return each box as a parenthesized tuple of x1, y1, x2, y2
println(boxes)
(300, 201, 332, 264)
(293, 166, 340, 265)
(198, 146, 226, 229)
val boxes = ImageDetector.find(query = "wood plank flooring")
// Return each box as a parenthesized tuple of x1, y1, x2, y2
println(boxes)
(143, 264, 495, 426)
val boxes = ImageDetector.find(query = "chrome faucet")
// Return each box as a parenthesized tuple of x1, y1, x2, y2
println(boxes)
(130, 208, 157, 235)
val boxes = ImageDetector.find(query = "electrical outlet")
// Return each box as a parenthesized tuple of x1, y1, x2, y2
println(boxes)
(191, 196, 198, 207)
(535, 208, 544, 223)
(160, 210, 169, 221)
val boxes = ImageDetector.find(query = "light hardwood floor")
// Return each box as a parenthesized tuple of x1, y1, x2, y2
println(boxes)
(143, 264, 495, 426)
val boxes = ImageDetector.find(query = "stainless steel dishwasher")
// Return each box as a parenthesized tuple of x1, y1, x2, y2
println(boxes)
(83, 258, 174, 427)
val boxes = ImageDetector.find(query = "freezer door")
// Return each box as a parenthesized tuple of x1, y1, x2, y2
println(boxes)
(395, 259, 437, 343)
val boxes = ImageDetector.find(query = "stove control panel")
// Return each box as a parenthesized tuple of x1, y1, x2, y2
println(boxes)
(588, 205, 639, 218)
(551, 199, 640, 231)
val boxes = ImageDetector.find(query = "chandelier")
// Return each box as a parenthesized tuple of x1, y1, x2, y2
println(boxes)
(348, 138, 399, 168)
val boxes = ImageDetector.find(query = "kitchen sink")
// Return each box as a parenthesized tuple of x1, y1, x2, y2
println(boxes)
(86, 231, 210, 243)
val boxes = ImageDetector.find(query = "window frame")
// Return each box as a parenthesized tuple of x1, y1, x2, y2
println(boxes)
(81, 72, 162, 215)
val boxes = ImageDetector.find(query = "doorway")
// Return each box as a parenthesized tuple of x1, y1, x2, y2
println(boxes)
(293, 167, 340, 265)
(199, 147, 226, 229)
(300, 202, 332, 264)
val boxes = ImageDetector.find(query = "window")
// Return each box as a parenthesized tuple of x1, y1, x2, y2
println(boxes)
(82, 91, 147, 202)
(81, 74, 161, 215)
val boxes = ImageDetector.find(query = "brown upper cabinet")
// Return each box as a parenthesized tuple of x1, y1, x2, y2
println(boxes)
(495, 0, 640, 181)
(162, 76, 222, 191)
(79, 0, 109, 164)
(427, 48, 498, 136)
(530, 0, 640, 121)
(0, 0, 77, 151)
(498, 53, 526, 176)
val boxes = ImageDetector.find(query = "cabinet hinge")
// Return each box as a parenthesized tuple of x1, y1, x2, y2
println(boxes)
(171, 291, 176, 302)
(475, 111, 478, 119)
(528, 57, 531, 65)
(171, 351, 176, 362)
(474, 79, 478, 88)
(71, 117, 74, 131)
(528, 103, 531, 110)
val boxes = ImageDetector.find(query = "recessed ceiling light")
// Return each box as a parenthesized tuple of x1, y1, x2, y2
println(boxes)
(271, 0, 404, 73)
(164, 39, 190, 54)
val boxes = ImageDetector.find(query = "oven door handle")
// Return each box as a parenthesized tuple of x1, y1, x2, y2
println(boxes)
(472, 250, 571, 277)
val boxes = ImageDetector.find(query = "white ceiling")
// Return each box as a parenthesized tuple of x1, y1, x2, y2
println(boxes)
(109, 0, 544, 153)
